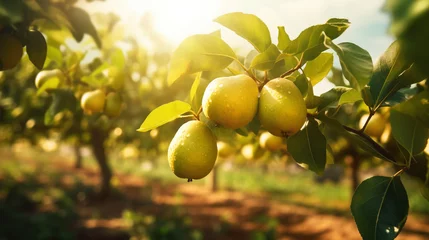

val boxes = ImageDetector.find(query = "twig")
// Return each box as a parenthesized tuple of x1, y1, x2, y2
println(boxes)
(280, 57, 303, 78)
(359, 109, 375, 133)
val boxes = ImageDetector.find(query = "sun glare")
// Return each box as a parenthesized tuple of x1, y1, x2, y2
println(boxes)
(125, 0, 220, 44)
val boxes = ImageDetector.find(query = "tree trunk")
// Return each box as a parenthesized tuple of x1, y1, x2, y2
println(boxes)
(90, 127, 112, 200)
(74, 143, 83, 169)
(207, 166, 218, 192)
(351, 156, 361, 191)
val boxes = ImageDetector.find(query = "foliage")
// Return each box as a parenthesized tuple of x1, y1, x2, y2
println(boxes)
(139, 8, 429, 240)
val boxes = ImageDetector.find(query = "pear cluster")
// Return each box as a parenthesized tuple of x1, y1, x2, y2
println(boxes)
(168, 74, 307, 181)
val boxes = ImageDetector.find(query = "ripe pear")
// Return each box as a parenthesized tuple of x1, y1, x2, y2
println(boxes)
(217, 141, 235, 158)
(104, 92, 123, 117)
(81, 89, 106, 114)
(359, 113, 386, 138)
(259, 78, 307, 137)
(202, 74, 258, 129)
(259, 131, 285, 151)
(241, 143, 264, 160)
(0, 33, 23, 70)
(168, 120, 218, 180)
(35, 69, 65, 89)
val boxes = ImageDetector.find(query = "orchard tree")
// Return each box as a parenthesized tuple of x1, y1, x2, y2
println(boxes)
(1, 0, 197, 199)
(139, 7, 429, 240)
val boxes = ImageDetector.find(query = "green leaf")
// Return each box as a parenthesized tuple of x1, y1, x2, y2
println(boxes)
(317, 114, 397, 163)
(189, 72, 202, 106)
(285, 18, 350, 62)
(294, 74, 309, 96)
(167, 34, 236, 85)
(327, 67, 346, 86)
(110, 49, 126, 70)
(250, 44, 280, 71)
(81, 75, 107, 88)
(393, 90, 429, 128)
(377, 64, 427, 107)
(423, 155, 429, 202)
(66, 7, 102, 48)
(351, 176, 409, 240)
(381, 91, 406, 107)
(137, 101, 191, 132)
(277, 26, 291, 51)
(26, 30, 47, 70)
(338, 89, 362, 105)
(244, 50, 258, 69)
(46, 46, 63, 66)
(235, 128, 249, 137)
(361, 86, 374, 107)
(305, 81, 322, 109)
(44, 89, 76, 126)
(385, 0, 429, 76)
(90, 63, 109, 77)
(324, 38, 373, 90)
(287, 118, 326, 174)
(303, 53, 333, 86)
(368, 41, 412, 108)
(246, 115, 261, 135)
(0, 1, 23, 23)
(214, 12, 271, 52)
(390, 109, 428, 155)
(318, 87, 354, 111)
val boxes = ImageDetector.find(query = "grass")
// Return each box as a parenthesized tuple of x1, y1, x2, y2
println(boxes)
(2, 146, 429, 217)
(102, 152, 429, 216)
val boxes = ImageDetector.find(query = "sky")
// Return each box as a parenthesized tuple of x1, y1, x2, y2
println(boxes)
(81, 0, 393, 58)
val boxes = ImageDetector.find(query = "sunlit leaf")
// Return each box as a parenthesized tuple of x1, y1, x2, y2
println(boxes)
(250, 44, 280, 71)
(277, 26, 291, 51)
(287, 118, 326, 174)
(304, 53, 333, 86)
(215, 12, 271, 52)
(285, 18, 350, 62)
(110, 48, 125, 70)
(167, 34, 236, 85)
(189, 72, 202, 106)
(324, 37, 373, 90)
(46, 46, 63, 66)
(244, 50, 258, 69)
(137, 101, 192, 132)
(318, 87, 354, 111)
(338, 89, 362, 105)
(351, 176, 409, 240)
(26, 30, 47, 70)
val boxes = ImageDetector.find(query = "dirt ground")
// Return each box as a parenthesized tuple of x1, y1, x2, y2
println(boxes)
(2, 152, 429, 240)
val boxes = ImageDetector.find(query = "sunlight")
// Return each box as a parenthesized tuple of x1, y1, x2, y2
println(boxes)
(125, 0, 220, 43)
